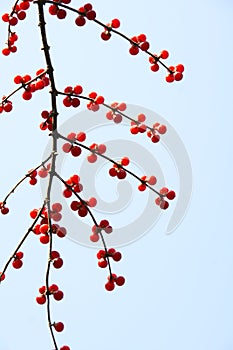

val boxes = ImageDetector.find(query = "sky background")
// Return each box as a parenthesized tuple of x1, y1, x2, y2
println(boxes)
(0, 0, 233, 349)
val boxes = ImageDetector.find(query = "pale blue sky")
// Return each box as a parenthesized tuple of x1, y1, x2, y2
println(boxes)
(0, 1, 233, 349)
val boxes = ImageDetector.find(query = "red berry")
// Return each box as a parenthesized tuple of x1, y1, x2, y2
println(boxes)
(22, 91, 32, 100)
(105, 281, 115, 291)
(112, 252, 122, 262)
(151, 63, 160, 72)
(113, 114, 122, 123)
(148, 176, 157, 185)
(166, 74, 175, 83)
(117, 169, 126, 179)
(63, 96, 72, 107)
(95, 95, 104, 104)
(1, 207, 9, 215)
(83, 3, 92, 11)
(63, 188, 72, 198)
(174, 72, 183, 81)
(30, 209, 38, 219)
(111, 18, 120, 28)
(60, 346, 70, 350)
(88, 197, 97, 207)
(15, 251, 24, 259)
(109, 168, 117, 177)
(40, 235, 50, 244)
(101, 31, 111, 41)
(98, 259, 108, 268)
(129, 45, 139, 55)
(176, 64, 184, 73)
(52, 203, 62, 212)
(62, 143, 71, 153)
(9, 17, 18, 26)
(36, 295, 46, 305)
(86, 10, 96, 20)
(57, 9, 66, 19)
(76, 132, 86, 142)
(71, 98, 80, 107)
(12, 259, 23, 269)
(0, 272, 5, 281)
(97, 250, 105, 259)
(20, 1, 30, 10)
(160, 200, 169, 210)
(2, 13, 9, 22)
(140, 41, 150, 51)
(87, 154, 97, 163)
(71, 146, 82, 157)
(49, 4, 58, 15)
(17, 11, 26, 20)
(53, 290, 64, 301)
(75, 16, 86, 26)
(90, 234, 99, 242)
(53, 257, 63, 269)
(166, 190, 176, 200)
(138, 183, 147, 191)
(121, 157, 129, 166)
(51, 251, 60, 259)
(158, 125, 167, 134)
(160, 50, 169, 59)
(57, 227, 67, 238)
(115, 276, 125, 286)
(151, 134, 160, 143)
(2, 48, 10, 56)
(14, 75, 23, 84)
(54, 322, 64, 332)
(73, 85, 83, 94)
(78, 206, 88, 217)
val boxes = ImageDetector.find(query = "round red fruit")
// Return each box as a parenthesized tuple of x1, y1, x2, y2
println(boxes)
(12, 259, 23, 269)
(54, 322, 64, 332)
(115, 276, 125, 286)
(166, 190, 176, 200)
(105, 281, 115, 291)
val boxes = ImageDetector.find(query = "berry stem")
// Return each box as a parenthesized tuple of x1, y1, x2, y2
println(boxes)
(0, 203, 46, 282)
(2, 154, 52, 206)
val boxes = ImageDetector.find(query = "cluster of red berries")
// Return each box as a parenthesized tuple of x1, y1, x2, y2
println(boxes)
(1, 1, 33, 55)
(148, 49, 185, 81)
(75, 3, 96, 26)
(36, 283, 64, 305)
(27, 164, 51, 185)
(30, 204, 66, 244)
(12, 251, 24, 269)
(165, 64, 185, 83)
(70, 194, 97, 217)
(87, 142, 106, 163)
(105, 102, 127, 123)
(2, 32, 18, 56)
(148, 49, 169, 72)
(138, 175, 157, 191)
(155, 187, 176, 210)
(100, 18, 121, 40)
(63, 174, 83, 198)
(2, 1, 31, 24)
(129, 33, 150, 55)
(87, 92, 105, 112)
(97, 248, 122, 268)
(63, 85, 83, 107)
(48, 0, 71, 20)
(40, 110, 53, 131)
(62, 131, 86, 156)
(130, 113, 147, 135)
(0, 99, 13, 113)
(90, 220, 112, 242)
(13, 69, 50, 100)
(0, 202, 9, 215)
(109, 157, 130, 180)
(130, 116, 167, 143)
(105, 274, 125, 291)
